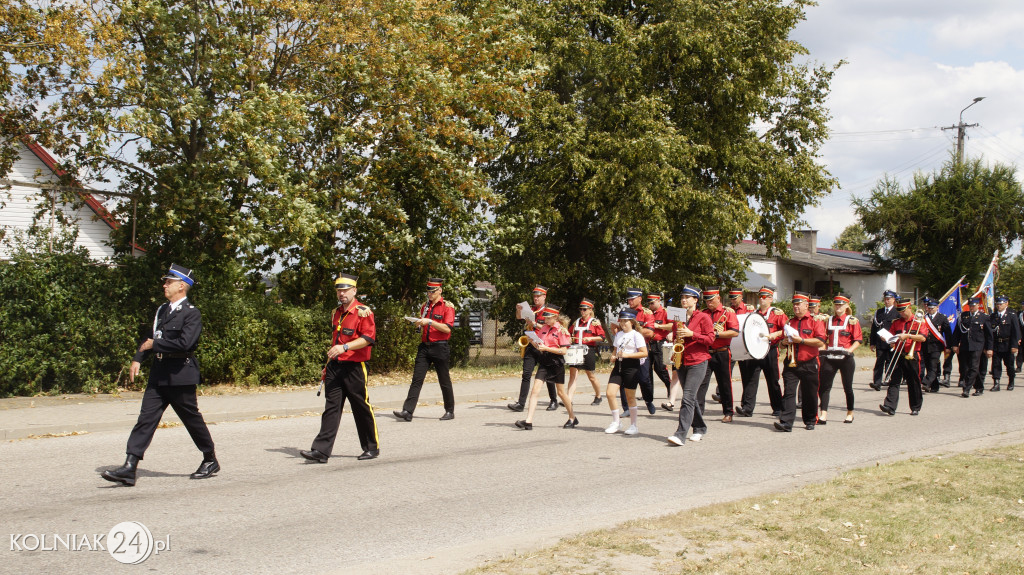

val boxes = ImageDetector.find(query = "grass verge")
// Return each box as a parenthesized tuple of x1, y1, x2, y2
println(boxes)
(463, 443, 1024, 574)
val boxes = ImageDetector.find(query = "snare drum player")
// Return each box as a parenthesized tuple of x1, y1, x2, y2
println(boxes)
(879, 298, 930, 416)
(818, 294, 861, 424)
(647, 292, 675, 396)
(774, 292, 825, 432)
(566, 298, 606, 405)
(698, 288, 739, 422)
(509, 285, 559, 412)
(515, 304, 576, 430)
(736, 287, 787, 418)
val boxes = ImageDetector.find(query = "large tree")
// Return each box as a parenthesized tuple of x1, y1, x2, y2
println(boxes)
(488, 0, 837, 318)
(855, 156, 1024, 296)
(31, 0, 533, 304)
(832, 223, 867, 252)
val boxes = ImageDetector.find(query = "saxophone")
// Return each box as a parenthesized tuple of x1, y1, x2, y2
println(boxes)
(672, 322, 685, 369)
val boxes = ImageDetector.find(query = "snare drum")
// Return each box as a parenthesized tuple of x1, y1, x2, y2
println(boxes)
(661, 342, 675, 367)
(565, 344, 588, 366)
(823, 348, 851, 361)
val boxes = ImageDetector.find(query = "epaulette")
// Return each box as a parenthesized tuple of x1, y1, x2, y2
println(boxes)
(356, 305, 373, 318)
(444, 300, 455, 309)
(642, 307, 653, 315)
(815, 313, 829, 322)
(849, 316, 859, 325)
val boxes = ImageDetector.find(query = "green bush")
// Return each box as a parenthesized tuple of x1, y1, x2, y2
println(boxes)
(366, 300, 421, 374)
(0, 232, 135, 396)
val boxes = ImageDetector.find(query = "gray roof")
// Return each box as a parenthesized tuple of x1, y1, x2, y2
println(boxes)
(734, 241, 879, 273)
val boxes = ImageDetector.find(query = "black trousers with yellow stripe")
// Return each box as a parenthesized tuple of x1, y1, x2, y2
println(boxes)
(312, 360, 379, 456)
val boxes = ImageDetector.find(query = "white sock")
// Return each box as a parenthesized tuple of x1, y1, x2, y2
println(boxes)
(611, 409, 620, 423)
(629, 406, 638, 424)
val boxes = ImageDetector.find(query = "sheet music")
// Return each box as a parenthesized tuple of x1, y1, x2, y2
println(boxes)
(783, 324, 800, 338)
(524, 330, 544, 346)
(876, 328, 897, 344)
(517, 301, 535, 323)
(403, 316, 421, 323)
(665, 306, 688, 323)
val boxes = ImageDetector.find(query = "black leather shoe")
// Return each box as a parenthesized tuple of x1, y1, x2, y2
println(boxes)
(734, 407, 752, 417)
(646, 401, 656, 415)
(711, 393, 721, 402)
(990, 383, 1001, 392)
(439, 411, 454, 421)
(869, 382, 882, 391)
(941, 378, 951, 387)
(972, 389, 984, 396)
(190, 454, 220, 479)
(879, 404, 895, 416)
(357, 450, 379, 460)
(393, 409, 413, 421)
(546, 400, 558, 411)
(805, 424, 815, 430)
(507, 401, 524, 412)
(1008, 383, 1015, 391)
(101, 454, 139, 486)
(773, 421, 792, 432)
(591, 396, 603, 406)
(961, 390, 970, 398)
(563, 417, 579, 429)
(910, 410, 920, 416)
(514, 420, 533, 430)
(300, 449, 328, 463)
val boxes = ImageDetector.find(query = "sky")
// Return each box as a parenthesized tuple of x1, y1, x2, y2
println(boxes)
(790, 0, 1024, 249)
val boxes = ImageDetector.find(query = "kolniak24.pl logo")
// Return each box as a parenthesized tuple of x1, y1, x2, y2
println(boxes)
(11, 522, 170, 564)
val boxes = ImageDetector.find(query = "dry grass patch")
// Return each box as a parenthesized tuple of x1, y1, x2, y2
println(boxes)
(465, 444, 1024, 574)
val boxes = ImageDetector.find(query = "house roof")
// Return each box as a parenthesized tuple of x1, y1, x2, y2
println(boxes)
(735, 240, 879, 273)
(21, 138, 119, 231)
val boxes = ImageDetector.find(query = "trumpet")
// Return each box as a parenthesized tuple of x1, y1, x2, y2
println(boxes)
(712, 309, 728, 335)
(517, 335, 530, 358)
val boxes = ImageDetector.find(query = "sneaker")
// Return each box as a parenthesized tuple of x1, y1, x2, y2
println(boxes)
(604, 421, 622, 434)
(623, 424, 639, 435)
(666, 435, 685, 446)
(645, 401, 656, 415)
(689, 433, 703, 442)
(591, 396, 603, 406)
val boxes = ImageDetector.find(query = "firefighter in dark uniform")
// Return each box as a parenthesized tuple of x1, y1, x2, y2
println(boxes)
(301, 273, 381, 463)
(879, 299, 929, 416)
(394, 278, 457, 421)
(951, 296, 993, 398)
(921, 297, 950, 393)
(508, 286, 558, 412)
(774, 292, 826, 431)
(869, 290, 900, 391)
(101, 264, 218, 486)
(1017, 301, 1024, 376)
(988, 294, 1020, 392)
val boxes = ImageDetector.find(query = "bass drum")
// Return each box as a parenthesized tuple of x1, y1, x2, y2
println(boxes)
(730, 313, 770, 361)
(565, 344, 588, 366)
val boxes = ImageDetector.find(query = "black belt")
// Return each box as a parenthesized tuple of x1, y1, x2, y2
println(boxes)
(423, 340, 449, 346)
(711, 347, 730, 353)
(155, 352, 194, 360)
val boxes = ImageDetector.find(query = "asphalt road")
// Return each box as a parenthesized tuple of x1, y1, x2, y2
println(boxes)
(3, 368, 1023, 574)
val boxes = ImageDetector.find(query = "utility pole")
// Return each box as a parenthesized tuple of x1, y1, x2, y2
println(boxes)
(941, 96, 985, 163)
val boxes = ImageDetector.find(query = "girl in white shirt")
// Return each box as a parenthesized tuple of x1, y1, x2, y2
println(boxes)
(605, 309, 648, 435)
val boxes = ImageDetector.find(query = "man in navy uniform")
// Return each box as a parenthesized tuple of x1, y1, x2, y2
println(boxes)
(869, 289, 900, 391)
(951, 296, 993, 398)
(301, 273, 381, 463)
(988, 294, 1020, 392)
(101, 264, 218, 486)
(394, 278, 457, 421)
(921, 297, 951, 393)
(1017, 301, 1024, 377)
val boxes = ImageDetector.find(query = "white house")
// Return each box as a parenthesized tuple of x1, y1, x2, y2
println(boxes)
(735, 230, 918, 316)
(1, 140, 119, 260)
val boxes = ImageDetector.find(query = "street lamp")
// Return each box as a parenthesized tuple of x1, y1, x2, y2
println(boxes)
(944, 96, 986, 163)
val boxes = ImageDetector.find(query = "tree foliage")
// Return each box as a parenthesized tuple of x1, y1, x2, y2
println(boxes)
(831, 223, 867, 252)
(488, 0, 837, 318)
(855, 156, 1024, 296)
